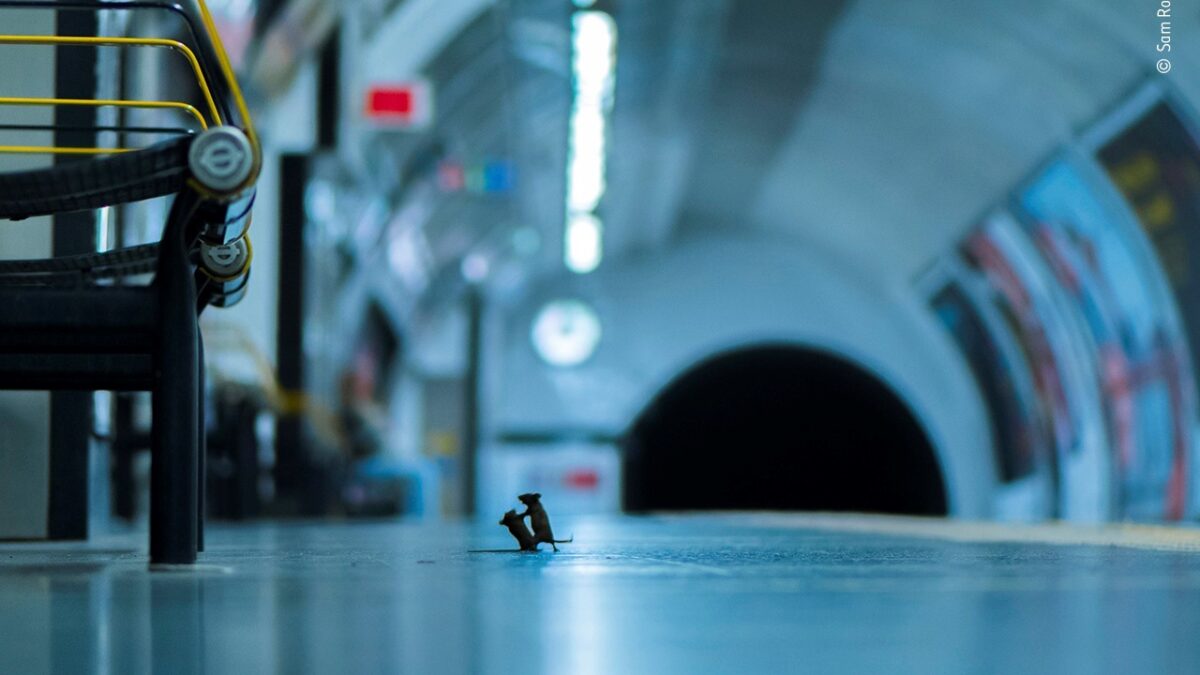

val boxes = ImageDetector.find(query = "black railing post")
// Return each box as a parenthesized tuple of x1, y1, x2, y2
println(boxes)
(150, 193, 201, 565)
(197, 337, 206, 553)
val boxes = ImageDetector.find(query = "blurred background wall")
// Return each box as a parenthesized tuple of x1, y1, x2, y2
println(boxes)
(3, 0, 1199, 533)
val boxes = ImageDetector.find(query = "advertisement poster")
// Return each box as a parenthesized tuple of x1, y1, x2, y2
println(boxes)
(1018, 158, 1186, 518)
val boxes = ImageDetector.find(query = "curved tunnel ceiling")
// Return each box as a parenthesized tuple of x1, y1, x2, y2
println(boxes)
(673, 0, 849, 236)
(347, 0, 1200, 311)
(751, 0, 1160, 282)
(603, 0, 851, 253)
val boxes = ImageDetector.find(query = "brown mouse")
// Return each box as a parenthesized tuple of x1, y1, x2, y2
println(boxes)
(499, 509, 538, 552)
(518, 493, 573, 552)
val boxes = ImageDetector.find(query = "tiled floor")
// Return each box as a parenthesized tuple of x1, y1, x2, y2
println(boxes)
(3, 514, 1200, 674)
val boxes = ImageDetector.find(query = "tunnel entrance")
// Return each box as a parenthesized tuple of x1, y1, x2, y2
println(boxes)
(622, 345, 947, 515)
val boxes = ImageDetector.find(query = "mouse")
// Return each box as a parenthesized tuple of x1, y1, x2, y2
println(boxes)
(499, 509, 538, 552)
(518, 493, 573, 552)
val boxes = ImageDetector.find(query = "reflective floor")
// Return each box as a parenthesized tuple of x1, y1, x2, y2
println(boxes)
(3, 514, 1200, 674)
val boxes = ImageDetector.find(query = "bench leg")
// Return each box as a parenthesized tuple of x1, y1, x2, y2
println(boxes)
(150, 204, 200, 565)
(197, 337, 206, 553)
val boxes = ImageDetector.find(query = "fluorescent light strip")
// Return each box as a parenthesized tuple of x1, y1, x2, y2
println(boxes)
(564, 10, 616, 275)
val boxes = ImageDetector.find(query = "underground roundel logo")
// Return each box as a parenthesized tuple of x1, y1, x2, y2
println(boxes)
(189, 128, 253, 193)
(200, 239, 249, 279)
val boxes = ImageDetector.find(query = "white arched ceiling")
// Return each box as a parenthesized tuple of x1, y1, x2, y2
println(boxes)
(360, 0, 496, 83)
(753, 0, 1194, 282)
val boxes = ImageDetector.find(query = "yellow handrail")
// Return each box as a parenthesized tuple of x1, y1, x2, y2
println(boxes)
(0, 146, 130, 155)
(200, 320, 344, 448)
(0, 3, 259, 185)
(194, 0, 261, 182)
(0, 97, 207, 155)
(0, 35, 221, 127)
(0, 97, 208, 129)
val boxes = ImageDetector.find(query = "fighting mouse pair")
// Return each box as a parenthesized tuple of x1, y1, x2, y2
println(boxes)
(499, 493, 574, 552)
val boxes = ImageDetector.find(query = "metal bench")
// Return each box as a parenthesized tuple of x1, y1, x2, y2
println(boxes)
(0, 0, 259, 564)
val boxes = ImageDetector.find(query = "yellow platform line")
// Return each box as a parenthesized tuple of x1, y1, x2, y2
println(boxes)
(704, 512, 1200, 553)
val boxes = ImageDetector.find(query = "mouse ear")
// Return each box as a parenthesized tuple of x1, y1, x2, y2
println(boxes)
(533, 493, 541, 499)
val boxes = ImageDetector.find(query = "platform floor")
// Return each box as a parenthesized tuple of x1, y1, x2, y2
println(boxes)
(3, 513, 1200, 674)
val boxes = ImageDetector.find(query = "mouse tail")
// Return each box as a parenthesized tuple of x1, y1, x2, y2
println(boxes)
(554, 535, 574, 543)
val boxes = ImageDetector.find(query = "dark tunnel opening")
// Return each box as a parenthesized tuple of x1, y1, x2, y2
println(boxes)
(622, 345, 948, 515)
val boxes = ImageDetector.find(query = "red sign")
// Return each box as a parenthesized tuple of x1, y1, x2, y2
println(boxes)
(367, 88, 413, 116)
(363, 81, 433, 129)
(563, 469, 599, 490)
